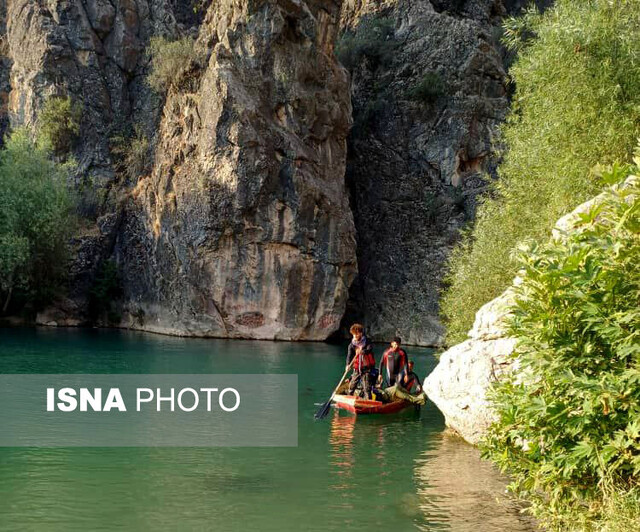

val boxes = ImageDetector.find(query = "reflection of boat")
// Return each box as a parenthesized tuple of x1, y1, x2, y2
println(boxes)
(332, 383, 413, 415)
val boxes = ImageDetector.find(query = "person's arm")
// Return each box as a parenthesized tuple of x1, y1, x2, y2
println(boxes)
(414, 373, 423, 393)
(398, 367, 408, 387)
(378, 351, 387, 383)
(346, 343, 355, 370)
(399, 350, 408, 373)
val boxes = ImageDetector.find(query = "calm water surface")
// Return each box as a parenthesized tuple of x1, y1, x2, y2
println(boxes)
(0, 328, 534, 531)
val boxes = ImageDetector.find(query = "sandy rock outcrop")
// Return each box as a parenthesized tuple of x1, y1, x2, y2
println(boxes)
(114, 0, 357, 340)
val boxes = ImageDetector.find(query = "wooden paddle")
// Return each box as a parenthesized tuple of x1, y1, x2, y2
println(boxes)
(314, 356, 356, 420)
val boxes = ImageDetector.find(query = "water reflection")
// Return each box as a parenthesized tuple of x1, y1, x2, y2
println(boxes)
(414, 432, 537, 531)
(329, 412, 356, 485)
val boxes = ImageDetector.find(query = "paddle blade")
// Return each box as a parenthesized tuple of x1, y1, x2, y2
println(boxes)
(314, 399, 332, 420)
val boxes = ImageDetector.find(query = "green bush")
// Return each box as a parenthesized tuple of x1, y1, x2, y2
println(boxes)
(406, 72, 445, 105)
(335, 16, 396, 71)
(147, 36, 203, 92)
(88, 259, 122, 324)
(0, 128, 75, 312)
(482, 172, 640, 529)
(110, 125, 151, 182)
(38, 96, 82, 156)
(441, 0, 640, 344)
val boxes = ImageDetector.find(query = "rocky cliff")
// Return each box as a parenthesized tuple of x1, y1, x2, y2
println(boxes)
(337, 0, 511, 346)
(424, 180, 634, 444)
(1, 0, 541, 342)
(114, 0, 358, 339)
(3, 0, 357, 340)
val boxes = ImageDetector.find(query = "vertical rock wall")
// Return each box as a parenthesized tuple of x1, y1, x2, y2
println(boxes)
(115, 0, 358, 339)
(338, 0, 510, 346)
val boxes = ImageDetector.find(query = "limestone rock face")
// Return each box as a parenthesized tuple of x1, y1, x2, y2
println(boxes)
(5, 0, 176, 185)
(338, 0, 511, 346)
(424, 182, 633, 444)
(2, 0, 356, 340)
(115, 0, 357, 339)
(424, 290, 517, 445)
(1, 0, 179, 315)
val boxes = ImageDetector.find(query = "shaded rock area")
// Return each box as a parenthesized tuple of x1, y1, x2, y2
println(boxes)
(424, 181, 632, 444)
(337, 0, 511, 346)
(114, 0, 357, 339)
(2, 0, 182, 325)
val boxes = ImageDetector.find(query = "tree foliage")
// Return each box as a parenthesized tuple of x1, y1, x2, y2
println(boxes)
(38, 96, 82, 156)
(0, 128, 75, 312)
(482, 168, 640, 529)
(441, 0, 640, 344)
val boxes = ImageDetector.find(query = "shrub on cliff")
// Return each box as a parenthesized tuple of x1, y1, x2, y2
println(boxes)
(0, 129, 75, 313)
(482, 171, 640, 529)
(441, 0, 640, 344)
(335, 15, 395, 71)
(110, 125, 151, 182)
(147, 36, 203, 92)
(38, 96, 82, 156)
(406, 72, 445, 105)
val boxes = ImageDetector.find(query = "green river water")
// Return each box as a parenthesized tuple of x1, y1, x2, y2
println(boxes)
(0, 328, 534, 531)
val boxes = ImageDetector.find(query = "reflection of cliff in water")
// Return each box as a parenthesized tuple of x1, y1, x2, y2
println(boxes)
(415, 432, 537, 531)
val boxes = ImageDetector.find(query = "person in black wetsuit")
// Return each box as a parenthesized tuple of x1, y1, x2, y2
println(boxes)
(378, 336, 408, 387)
(346, 323, 375, 399)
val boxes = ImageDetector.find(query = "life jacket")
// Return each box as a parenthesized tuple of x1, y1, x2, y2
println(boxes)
(349, 335, 373, 372)
(354, 349, 375, 372)
(400, 370, 420, 393)
(362, 351, 375, 370)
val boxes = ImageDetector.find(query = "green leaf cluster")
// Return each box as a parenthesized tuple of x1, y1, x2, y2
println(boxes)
(482, 173, 640, 529)
(110, 125, 151, 183)
(38, 96, 82, 156)
(0, 128, 75, 312)
(441, 0, 640, 344)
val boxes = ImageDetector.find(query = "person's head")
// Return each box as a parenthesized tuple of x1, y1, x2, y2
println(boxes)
(408, 360, 414, 371)
(390, 336, 401, 350)
(350, 323, 364, 341)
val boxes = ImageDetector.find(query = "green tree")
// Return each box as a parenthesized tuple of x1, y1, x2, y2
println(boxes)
(38, 96, 82, 156)
(0, 128, 75, 312)
(482, 170, 640, 529)
(442, 0, 640, 344)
